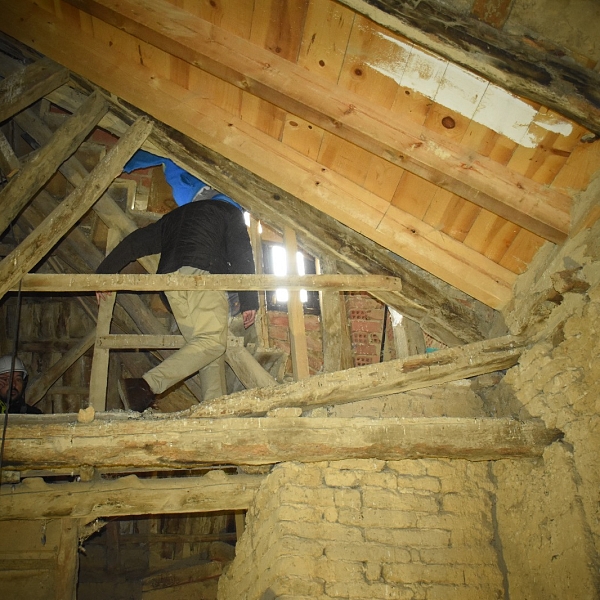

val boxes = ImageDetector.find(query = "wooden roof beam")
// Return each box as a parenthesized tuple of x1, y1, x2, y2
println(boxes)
(1, 414, 562, 470)
(0, 8, 517, 307)
(0, 116, 152, 301)
(0, 56, 68, 123)
(63, 0, 571, 243)
(338, 0, 600, 138)
(0, 472, 264, 521)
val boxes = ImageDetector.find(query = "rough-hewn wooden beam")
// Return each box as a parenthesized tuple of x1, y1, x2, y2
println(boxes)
(0, 472, 264, 520)
(338, 0, 600, 136)
(190, 334, 526, 417)
(0, 56, 68, 123)
(64, 0, 571, 243)
(1, 414, 562, 469)
(14, 273, 403, 293)
(0, 117, 152, 300)
(0, 90, 107, 237)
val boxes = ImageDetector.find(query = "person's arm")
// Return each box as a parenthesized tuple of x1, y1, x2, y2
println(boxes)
(96, 222, 162, 274)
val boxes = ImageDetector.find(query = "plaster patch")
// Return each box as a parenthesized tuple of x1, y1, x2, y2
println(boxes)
(368, 31, 573, 149)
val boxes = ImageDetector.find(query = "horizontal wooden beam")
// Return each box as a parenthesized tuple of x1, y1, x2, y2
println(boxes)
(1, 415, 561, 469)
(65, 0, 571, 243)
(15, 273, 403, 293)
(0, 472, 264, 521)
(191, 334, 526, 417)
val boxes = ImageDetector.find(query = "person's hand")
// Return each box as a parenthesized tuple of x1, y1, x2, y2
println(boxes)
(242, 309, 256, 329)
(96, 291, 110, 304)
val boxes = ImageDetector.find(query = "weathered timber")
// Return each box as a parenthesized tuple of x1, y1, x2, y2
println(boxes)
(56, 519, 78, 600)
(189, 334, 526, 417)
(0, 56, 68, 122)
(64, 0, 571, 243)
(0, 129, 19, 177)
(0, 415, 562, 468)
(338, 0, 600, 136)
(14, 273, 403, 293)
(27, 329, 96, 405)
(284, 226, 310, 380)
(0, 472, 264, 520)
(0, 116, 152, 300)
(0, 90, 108, 237)
(46, 82, 502, 345)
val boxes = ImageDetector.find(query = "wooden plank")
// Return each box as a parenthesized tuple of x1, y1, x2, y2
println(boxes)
(284, 226, 310, 380)
(14, 272, 404, 293)
(390, 309, 426, 359)
(0, 415, 562, 468)
(0, 116, 152, 300)
(142, 561, 223, 591)
(59, 0, 573, 243)
(0, 7, 518, 309)
(249, 216, 270, 349)
(0, 57, 69, 122)
(0, 473, 264, 520)
(336, 0, 600, 136)
(191, 334, 526, 417)
(0, 90, 108, 237)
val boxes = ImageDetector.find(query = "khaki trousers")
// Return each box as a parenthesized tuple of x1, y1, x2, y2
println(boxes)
(143, 267, 228, 399)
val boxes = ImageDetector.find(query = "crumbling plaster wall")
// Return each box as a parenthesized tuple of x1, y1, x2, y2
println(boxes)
(489, 181, 600, 598)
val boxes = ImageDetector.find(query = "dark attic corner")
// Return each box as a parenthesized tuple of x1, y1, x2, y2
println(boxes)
(0, 0, 599, 598)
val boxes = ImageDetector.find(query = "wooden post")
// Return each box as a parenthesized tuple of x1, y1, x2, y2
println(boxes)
(319, 256, 353, 372)
(390, 307, 427, 359)
(88, 229, 119, 411)
(283, 227, 309, 380)
(55, 519, 79, 600)
(249, 216, 270, 348)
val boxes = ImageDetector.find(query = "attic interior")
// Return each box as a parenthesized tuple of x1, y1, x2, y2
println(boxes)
(0, 0, 599, 599)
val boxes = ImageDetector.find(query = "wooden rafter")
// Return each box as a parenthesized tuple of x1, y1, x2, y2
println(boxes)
(64, 0, 571, 244)
(0, 57, 68, 123)
(0, 2, 520, 308)
(0, 116, 152, 300)
(338, 0, 600, 137)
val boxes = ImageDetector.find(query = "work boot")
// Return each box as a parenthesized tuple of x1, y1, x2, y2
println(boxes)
(120, 378, 155, 412)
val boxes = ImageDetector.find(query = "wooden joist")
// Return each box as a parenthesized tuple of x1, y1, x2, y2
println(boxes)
(14, 272, 403, 293)
(0, 57, 69, 123)
(0, 116, 152, 300)
(0, 414, 562, 470)
(0, 472, 264, 521)
(190, 334, 526, 417)
(0, 91, 108, 237)
(64, 0, 571, 243)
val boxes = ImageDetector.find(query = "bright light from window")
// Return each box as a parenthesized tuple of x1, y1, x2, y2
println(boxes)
(272, 246, 307, 303)
(243, 211, 250, 227)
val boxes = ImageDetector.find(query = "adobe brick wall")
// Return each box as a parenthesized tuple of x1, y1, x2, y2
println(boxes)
(218, 460, 504, 599)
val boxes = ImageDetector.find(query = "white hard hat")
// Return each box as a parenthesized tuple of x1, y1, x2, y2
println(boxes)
(0, 355, 28, 379)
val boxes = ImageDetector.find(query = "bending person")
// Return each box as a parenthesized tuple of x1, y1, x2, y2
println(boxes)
(96, 195, 258, 411)
(0, 355, 42, 414)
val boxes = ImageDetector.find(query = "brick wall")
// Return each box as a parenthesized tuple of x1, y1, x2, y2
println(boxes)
(218, 460, 504, 599)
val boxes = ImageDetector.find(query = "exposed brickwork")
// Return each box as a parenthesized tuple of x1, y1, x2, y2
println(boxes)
(218, 460, 503, 599)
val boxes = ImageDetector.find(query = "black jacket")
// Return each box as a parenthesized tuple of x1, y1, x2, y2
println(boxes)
(96, 200, 259, 312)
